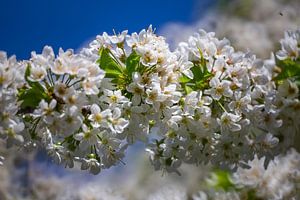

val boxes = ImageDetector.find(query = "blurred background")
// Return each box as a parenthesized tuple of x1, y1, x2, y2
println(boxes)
(0, 0, 300, 199)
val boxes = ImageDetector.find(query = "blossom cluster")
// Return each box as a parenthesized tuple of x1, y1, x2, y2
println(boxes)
(146, 28, 300, 173)
(233, 149, 300, 199)
(0, 52, 25, 149)
(193, 149, 300, 200)
(0, 26, 300, 175)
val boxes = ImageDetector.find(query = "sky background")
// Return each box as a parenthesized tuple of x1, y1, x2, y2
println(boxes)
(0, 0, 216, 59)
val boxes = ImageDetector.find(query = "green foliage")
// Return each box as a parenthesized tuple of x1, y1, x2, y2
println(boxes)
(207, 169, 235, 191)
(275, 58, 300, 81)
(98, 48, 146, 94)
(98, 48, 123, 79)
(18, 65, 48, 110)
(179, 54, 213, 94)
(184, 85, 194, 94)
(242, 189, 263, 200)
(192, 62, 213, 88)
(125, 51, 141, 77)
(275, 58, 300, 94)
(179, 74, 191, 83)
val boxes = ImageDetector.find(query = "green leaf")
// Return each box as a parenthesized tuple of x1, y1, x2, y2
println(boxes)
(179, 74, 191, 83)
(18, 85, 47, 109)
(125, 51, 141, 76)
(179, 61, 213, 94)
(192, 62, 212, 82)
(246, 189, 262, 200)
(191, 63, 205, 82)
(19, 65, 47, 109)
(207, 169, 235, 191)
(184, 85, 193, 94)
(98, 48, 123, 78)
(275, 58, 300, 81)
(104, 68, 123, 78)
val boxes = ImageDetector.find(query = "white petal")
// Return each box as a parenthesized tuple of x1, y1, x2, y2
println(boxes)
(49, 99, 57, 109)
(230, 123, 241, 132)
(112, 108, 121, 119)
(91, 104, 100, 114)
(74, 133, 84, 141)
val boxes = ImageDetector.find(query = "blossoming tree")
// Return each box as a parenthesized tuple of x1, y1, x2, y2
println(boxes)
(1, 26, 300, 197)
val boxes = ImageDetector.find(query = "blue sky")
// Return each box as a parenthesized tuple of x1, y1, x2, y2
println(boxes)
(0, 0, 217, 59)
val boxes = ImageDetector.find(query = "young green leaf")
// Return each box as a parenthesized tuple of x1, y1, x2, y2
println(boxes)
(18, 84, 47, 109)
(275, 58, 300, 81)
(180, 60, 212, 94)
(207, 169, 236, 191)
(125, 51, 141, 76)
(184, 85, 193, 94)
(98, 48, 123, 78)
(179, 74, 191, 83)
(19, 65, 47, 109)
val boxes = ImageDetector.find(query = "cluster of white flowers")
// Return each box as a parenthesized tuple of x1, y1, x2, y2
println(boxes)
(233, 149, 300, 200)
(84, 26, 186, 146)
(272, 29, 300, 155)
(0, 52, 26, 148)
(0, 26, 185, 174)
(19, 44, 133, 174)
(191, 149, 300, 200)
(0, 26, 300, 175)
(146, 28, 300, 173)
(276, 30, 300, 60)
